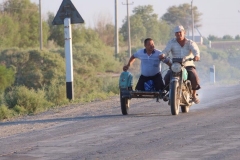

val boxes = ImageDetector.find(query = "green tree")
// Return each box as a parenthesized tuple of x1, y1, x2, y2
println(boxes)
(2, 0, 40, 48)
(72, 27, 105, 48)
(235, 35, 240, 40)
(208, 35, 221, 41)
(222, 35, 233, 41)
(120, 5, 171, 46)
(120, 14, 146, 45)
(132, 5, 160, 43)
(161, 3, 202, 33)
(47, 12, 64, 47)
(0, 13, 19, 48)
(158, 20, 172, 45)
(0, 0, 49, 48)
(93, 13, 115, 46)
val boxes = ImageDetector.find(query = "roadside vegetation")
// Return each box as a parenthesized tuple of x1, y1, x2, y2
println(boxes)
(0, 0, 240, 120)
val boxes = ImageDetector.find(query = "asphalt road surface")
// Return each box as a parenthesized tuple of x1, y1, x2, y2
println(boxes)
(0, 84, 240, 160)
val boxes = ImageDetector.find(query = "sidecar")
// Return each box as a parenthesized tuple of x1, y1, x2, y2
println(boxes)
(119, 71, 165, 115)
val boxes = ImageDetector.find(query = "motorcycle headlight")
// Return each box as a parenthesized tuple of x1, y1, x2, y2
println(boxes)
(171, 62, 182, 73)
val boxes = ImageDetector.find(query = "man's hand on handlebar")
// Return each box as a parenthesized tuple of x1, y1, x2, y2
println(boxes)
(193, 56, 200, 61)
(159, 54, 165, 60)
(160, 54, 172, 67)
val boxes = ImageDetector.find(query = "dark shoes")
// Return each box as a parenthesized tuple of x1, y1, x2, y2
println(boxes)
(160, 90, 169, 102)
(160, 90, 167, 96)
(192, 97, 200, 104)
(163, 96, 169, 102)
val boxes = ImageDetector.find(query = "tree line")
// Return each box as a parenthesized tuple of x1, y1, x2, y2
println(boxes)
(1, 0, 239, 49)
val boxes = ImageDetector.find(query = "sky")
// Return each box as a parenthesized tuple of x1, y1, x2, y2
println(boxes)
(3, 0, 240, 38)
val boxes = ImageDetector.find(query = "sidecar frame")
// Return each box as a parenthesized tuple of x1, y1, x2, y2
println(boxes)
(119, 88, 166, 115)
(121, 88, 163, 99)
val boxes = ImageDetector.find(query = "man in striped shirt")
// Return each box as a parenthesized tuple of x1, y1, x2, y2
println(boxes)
(123, 38, 165, 91)
(160, 25, 201, 104)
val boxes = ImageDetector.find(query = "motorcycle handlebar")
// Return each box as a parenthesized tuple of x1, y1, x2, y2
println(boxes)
(162, 57, 194, 64)
(184, 58, 194, 62)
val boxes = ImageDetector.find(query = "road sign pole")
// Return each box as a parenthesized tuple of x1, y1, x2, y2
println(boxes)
(52, 0, 84, 100)
(64, 18, 74, 100)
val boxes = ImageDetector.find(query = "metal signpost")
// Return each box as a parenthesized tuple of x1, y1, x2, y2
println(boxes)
(52, 0, 84, 100)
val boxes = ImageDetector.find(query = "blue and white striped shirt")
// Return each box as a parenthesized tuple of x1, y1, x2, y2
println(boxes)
(133, 49, 162, 77)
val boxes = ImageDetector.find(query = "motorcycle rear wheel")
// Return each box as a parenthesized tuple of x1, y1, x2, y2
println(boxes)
(170, 81, 180, 115)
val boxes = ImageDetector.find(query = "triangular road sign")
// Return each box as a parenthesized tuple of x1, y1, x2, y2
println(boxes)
(52, 0, 84, 25)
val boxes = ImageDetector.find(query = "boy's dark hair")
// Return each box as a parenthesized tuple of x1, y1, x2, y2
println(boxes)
(144, 38, 153, 45)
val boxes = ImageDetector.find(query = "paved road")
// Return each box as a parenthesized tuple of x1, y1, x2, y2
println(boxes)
(0, 85, 240, 160)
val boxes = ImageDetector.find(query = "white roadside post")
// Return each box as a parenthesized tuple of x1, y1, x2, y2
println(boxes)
(210, 65, 215, 84)
(52, 0, 84, 100)
(64, 18, 74, 99)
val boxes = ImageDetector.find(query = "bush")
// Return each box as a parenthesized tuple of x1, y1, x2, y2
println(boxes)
(5, 86, 53, 114)
(100, 77, 119, 94)
(0, 105, 13, 120)
(0, 65, 15, 93)
(45, 79, 69, 106)
(12, 105, 27, 115)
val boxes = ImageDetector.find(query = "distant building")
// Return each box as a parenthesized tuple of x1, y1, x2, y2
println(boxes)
(210, 41, 240, 50)
(186, 36, 203, 45)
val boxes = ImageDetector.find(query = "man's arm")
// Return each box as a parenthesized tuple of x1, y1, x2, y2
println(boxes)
(190, 41, 200, 61)
(123, 55, 136, 71)
(159, 40, 172, 60)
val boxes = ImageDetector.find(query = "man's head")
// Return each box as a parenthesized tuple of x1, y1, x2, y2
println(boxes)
(174, 25, 185, 33)
(174, 25, 186, 40)
(144, 38, 154, 52)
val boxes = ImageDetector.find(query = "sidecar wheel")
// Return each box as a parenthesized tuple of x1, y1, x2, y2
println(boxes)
(170, 81, 180, 115)
(181, 105, 190, 113)
(120, 91, 130, 115)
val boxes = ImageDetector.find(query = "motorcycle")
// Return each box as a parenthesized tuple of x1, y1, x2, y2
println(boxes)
(119, 57, 195, 116)
(164, 57, 194, 115)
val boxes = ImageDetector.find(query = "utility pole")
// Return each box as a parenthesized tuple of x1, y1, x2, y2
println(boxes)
(191, 0, 194, 41)
(122, 0, 133, 57)
(39, 0, 43, 50)
(115, 0, 119, 59)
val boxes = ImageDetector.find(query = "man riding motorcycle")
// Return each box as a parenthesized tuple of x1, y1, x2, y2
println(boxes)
(160, 25, 201, 104)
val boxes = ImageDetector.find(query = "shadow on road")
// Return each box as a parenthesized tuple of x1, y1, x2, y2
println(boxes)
(0, 114, 123, 126)
(128, 112, 171, 117)
(0, 111, 172, 127)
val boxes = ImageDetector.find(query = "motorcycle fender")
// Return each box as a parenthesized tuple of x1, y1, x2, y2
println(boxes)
(170, 77, 179, 83)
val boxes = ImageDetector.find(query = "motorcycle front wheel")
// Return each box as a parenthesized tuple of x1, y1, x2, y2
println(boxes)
(170, 81, 180, 115)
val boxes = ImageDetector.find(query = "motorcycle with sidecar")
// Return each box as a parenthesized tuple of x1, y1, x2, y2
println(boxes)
(119, 57, 195, 115)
